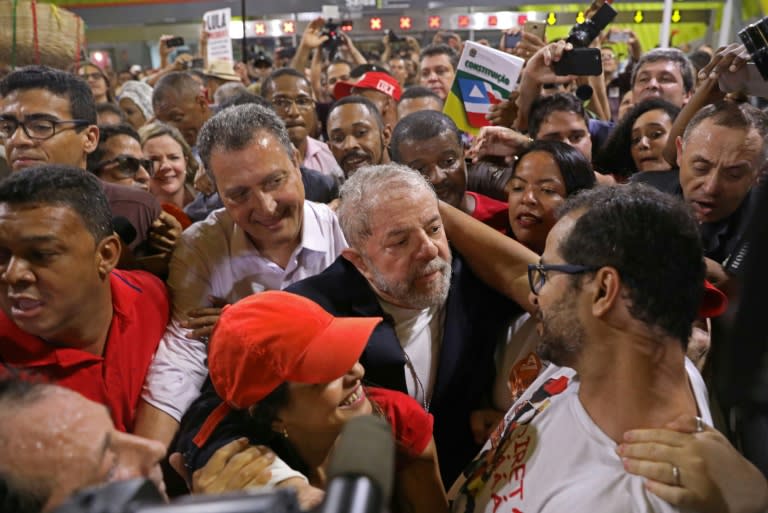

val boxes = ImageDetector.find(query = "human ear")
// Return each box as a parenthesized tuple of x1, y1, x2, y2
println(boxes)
(381, 124, 392, 147)
(591, 267, 621, 318)
(96, 233, 121, 279)
(342, 248, 372, 281)
(83, 125, 100, 155)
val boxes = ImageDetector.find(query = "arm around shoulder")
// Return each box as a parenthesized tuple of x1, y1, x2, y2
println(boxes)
(439, 201, 537, 313)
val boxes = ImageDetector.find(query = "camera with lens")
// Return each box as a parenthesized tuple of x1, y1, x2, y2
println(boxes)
(566, 2, 617, 47)
(739, 18, 768, 80)
(322, 21, 343, 58)
(387, 29, 401, 43)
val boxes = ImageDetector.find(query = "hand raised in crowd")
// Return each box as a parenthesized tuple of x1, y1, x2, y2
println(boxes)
(193, 165, 216, 196)
(169, 438, 274, 493)
(158, 34, 176, 62)
(404, 35, 421, 51)
(698, 43, 749, 80)
(486, 92, 519, 128)
(522, 40, 578, 86)
(149, 210, 182, 255)
(466, 125, 532, 163)
(172, 53, 193, 72)
(618, 415, 768, 513)
(183, 295, 229, 342)
(501, 28, 546, 62)
(299, 17, 328, 50)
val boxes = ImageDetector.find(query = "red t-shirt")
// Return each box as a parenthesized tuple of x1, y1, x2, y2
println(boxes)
(0, 270, 169, 432)
(367, 387, 433, 465)
(467, 191, 510, 233)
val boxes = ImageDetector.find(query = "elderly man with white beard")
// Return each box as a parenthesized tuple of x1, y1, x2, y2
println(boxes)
(284, 163, 518, 485)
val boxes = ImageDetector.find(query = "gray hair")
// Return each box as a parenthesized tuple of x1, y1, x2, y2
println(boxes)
(337, 163, 436, 249)
(682, 100, 768, 164)
(631, 48, 696, 93)
(197, 103, 294, 172)
(213, 81, 248, 106)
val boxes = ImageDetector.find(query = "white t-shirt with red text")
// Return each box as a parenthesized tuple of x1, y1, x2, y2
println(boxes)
(450, 359, 710, 513)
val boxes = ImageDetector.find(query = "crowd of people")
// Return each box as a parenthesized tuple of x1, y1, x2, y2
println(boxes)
(1, 9, 767, 513)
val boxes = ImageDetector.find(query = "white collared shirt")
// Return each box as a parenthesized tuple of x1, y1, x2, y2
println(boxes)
(142, 201, 347, 420)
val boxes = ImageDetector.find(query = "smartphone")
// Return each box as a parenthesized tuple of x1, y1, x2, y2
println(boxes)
(165, 36, 185, 48)
(608, 31, 630, 43)
(504, 32, 522, 49)
(554, 48, 603, 76)
(719, 62, 768, 98)
(524, 21, 546, 41)
(187, 57, 205, 69)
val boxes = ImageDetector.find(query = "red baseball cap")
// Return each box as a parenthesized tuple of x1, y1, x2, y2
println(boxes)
(193, 291, 381, 448)
(699, 280, 728, 318)
(334, 71, 402, 101)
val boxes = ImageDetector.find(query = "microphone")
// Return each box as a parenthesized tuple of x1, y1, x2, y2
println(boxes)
(319, 415, 395, 513)
(575, 84, 594, 102)
(112, 216, 137, 246)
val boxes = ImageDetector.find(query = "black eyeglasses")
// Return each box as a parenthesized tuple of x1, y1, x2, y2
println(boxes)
(0, 117, 91, 141)
(527, 262, 597, 295)
(92, 155, 154, 178)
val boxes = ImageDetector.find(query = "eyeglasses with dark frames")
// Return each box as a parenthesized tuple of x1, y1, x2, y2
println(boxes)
(0, 117, 91, 141)
(92, 155, 154, 178)
(527, 262, 598, 295)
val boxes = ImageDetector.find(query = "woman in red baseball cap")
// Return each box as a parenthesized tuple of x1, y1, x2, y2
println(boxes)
(186, 290, 448, 513)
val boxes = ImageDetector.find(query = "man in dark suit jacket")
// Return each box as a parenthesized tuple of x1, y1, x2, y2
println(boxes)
(285, 164, 515, 484)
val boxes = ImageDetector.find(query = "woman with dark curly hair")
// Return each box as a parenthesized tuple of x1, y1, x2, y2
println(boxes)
(594, 98, 680, 181)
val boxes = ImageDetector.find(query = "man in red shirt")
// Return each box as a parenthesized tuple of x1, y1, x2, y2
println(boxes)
(0, 165, 169, 432)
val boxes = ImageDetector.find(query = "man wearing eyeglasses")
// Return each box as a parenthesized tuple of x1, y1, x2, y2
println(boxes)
(439, 184, 725, 512)
(0, 66, 174, 259)
(261, 68, 343, 182)
(87, 124, 153, 192)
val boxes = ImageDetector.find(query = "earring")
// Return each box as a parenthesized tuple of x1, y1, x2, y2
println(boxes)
(282, 426, 289, 439)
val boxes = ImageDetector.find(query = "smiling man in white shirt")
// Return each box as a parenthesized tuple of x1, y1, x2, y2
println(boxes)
(134, 104, 346, 453)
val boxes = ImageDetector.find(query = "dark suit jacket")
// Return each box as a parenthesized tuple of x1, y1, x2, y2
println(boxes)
(286, 254, 517, 484)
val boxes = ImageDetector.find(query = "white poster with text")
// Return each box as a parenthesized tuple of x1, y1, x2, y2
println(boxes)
(204, 8, 233, 62)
